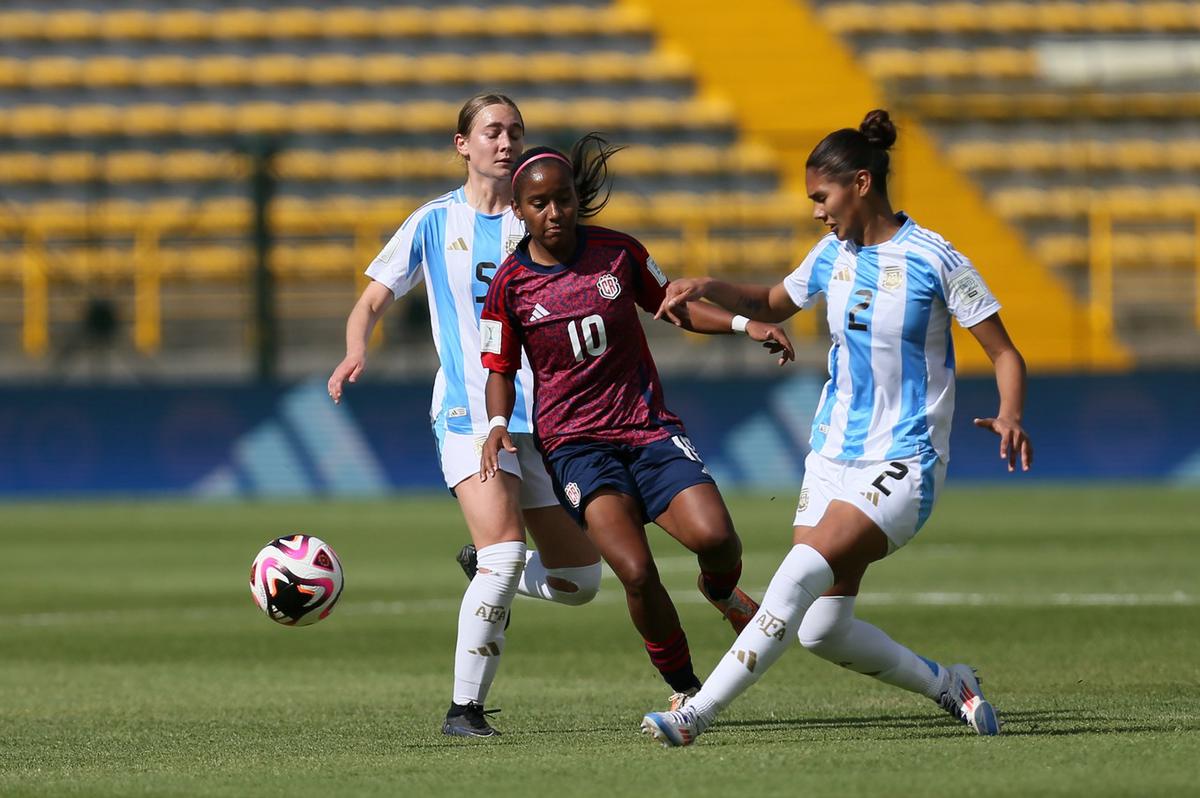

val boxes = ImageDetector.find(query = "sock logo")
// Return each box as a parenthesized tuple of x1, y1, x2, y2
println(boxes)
(755, 609, 787, 640)
(470, 641, 502, 656)
(734, 649, 758, 672)
(475, 602, 507, 624)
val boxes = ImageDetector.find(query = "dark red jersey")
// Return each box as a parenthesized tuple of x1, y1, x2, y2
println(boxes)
(480, 226, 685, 453)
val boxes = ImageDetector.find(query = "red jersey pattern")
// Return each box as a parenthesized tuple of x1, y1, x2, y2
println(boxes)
(481, 226, 684, 453)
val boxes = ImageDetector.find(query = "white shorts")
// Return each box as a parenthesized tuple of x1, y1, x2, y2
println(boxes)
(792, 450, 946, 553)
(436, 429, 559, 510)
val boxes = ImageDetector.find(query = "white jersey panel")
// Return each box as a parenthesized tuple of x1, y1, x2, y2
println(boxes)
(795, 215, 1001, 463)
(364, 187, 533, 436)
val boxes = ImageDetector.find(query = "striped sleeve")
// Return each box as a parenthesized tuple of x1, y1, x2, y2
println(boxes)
(783, 236, 838, 310)
(364, 206, 434, 299)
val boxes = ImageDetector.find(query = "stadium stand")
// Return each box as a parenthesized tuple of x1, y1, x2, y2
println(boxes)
(807, 0, 1200, 363)
(7, 0, 1188, 373)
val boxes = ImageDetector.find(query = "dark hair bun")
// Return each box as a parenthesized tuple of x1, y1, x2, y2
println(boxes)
(859, 109, 896, 150)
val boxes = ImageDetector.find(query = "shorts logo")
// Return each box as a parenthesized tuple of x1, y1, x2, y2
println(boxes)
(597, 273, 621, 300)
(881, 265, 903, 291)
(565, 482, 581, 507)
(474, 436, 486, 457)
(756, 609, 787, 641)
(447, 406, 468, 418)
(797, 488, 810, 513)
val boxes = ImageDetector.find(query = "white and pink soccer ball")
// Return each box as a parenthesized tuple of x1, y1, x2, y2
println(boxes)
(249, 535, 344, 626)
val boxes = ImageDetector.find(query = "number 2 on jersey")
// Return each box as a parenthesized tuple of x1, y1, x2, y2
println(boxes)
(848, 289, 873, 331)
(567, 315, 607, 362)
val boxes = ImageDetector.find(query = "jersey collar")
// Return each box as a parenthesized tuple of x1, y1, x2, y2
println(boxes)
(846, 212, 915, 253)
(512, 225, 589, 274)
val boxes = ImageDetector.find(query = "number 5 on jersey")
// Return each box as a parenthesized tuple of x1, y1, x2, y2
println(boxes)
(567, 315, 608, 362)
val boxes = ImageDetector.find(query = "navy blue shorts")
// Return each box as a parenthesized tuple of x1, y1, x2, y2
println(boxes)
(544, 434, 716, 526)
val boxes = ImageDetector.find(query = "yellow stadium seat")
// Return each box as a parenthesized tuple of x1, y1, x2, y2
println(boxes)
(322, 7, 376, 37)
(45, 152, 99, 183)
(418, 54, 476, 83)
(373, 7, 429, 36)
(103, 151, 161, 182)
(305, 54, 362, 86)
(43, 10, 99, 40)
(26, 58, 83, 88)
(195, 56, 250, 86)
(290, 102, 348, 133)
(99, 10, 155, 39)
(8, 106, 66, 137)
(122, 104, 178, 136)
(236, 102, 290, 134)
(154, 10, 213, 40)
(139, 56, 195, 87)
(250, 54, 304, 86)
(0, 153, 47, 182)
(0, 58, 24, 88)
(177, 104, 234, 137)
(68, 104, 123, 136)
(360, 55, 416, 85)
(0, 11, 44, 38)
(82, 56, 139, 87)
(270, 8, 325, 38)
(211, 8, 269, 39)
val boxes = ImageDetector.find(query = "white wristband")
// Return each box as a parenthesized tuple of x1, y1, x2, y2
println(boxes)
(731, 315, 750, 334)
(488, 415, 508, 430)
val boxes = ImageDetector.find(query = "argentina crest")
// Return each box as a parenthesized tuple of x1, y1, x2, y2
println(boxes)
(596, 273, 621, 300)
(881, 264, 903, 291)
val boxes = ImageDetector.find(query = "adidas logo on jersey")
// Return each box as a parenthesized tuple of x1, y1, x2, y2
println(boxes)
(860, 490, 881, 506)
(833, 267, 852, 282)
(447, 237, 468, 252)
(528, 303, 550, 322)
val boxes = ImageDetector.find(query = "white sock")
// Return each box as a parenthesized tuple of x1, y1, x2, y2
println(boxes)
(688, 544, 834, 721)
(517, 550, 601, 606)
(797, 596, 944, 698)
(451, 541, 525, 706)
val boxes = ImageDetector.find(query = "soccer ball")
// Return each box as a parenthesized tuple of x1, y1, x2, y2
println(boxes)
(249, 535, 344, 626)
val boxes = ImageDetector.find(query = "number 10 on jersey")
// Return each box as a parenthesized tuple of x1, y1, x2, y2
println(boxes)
(567, 315, 608, 362)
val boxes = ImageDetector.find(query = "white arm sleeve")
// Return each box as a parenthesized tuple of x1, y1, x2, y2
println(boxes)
(938, 247, 1002, 328)
(364, 211, 426, 300)
(782, 237, 836, 310)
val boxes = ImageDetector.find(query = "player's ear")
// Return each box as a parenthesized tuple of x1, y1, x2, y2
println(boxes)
(855, 169, 872, 198)
(511, 198, 524, 221)
(454, 133, 470, 160)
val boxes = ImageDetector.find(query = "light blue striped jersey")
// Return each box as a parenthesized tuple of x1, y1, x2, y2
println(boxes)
(783, 214, 1001, 462)
(365, 187, 535, 435)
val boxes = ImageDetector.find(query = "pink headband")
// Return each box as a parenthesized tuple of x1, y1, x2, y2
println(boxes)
(511, 152, 571, 187)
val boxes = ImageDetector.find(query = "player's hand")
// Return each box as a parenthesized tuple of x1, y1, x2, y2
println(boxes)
(656, 277, 711, 326)
(479, 428, 518, 481)
(745, 320, 795, 366)
(328, 354, 365, 404)
(973, 416, 1033, 472)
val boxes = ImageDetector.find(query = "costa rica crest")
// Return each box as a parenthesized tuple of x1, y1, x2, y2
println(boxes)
(596, 273, 621, 300)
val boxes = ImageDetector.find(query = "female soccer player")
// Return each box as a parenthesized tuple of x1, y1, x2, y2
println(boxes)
(641, 109, 1033, 745)
(479, 135, 796, 705)
(327, 94, 603, 739)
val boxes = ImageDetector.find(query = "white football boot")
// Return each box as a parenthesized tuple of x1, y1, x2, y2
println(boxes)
(641, 705, 709, 747)
(936, 663, 1001, 736)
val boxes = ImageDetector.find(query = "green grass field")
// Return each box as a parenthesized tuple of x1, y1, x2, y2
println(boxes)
(2, 486, 1198, 797)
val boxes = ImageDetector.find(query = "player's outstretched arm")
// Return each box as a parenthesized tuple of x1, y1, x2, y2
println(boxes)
(656, 278, 797, 326)
(968, 313, 1033, 472)
(480, 370, 519, 482)
(328, 280, 395, 404)
(672, 300, 795, 366)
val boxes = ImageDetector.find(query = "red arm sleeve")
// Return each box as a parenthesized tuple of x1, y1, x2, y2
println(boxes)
(626, 235, 670, 313)
(480, 263, 523, 375)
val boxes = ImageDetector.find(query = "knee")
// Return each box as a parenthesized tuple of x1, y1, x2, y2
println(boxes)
(546, 562, 602, 606)
(610, 557, 661, 597)
(689, 522, 739, 559)
(797, 596, 854, 653)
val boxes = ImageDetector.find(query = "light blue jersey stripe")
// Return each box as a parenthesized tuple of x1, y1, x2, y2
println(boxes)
(840, 248, 879, 459)
(809, 346, 839, 453)
(424, 209, 469, 426)
(915, 449, 940, 531)
(887, 252, 935, 458)
(808, 239, 839, 301)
